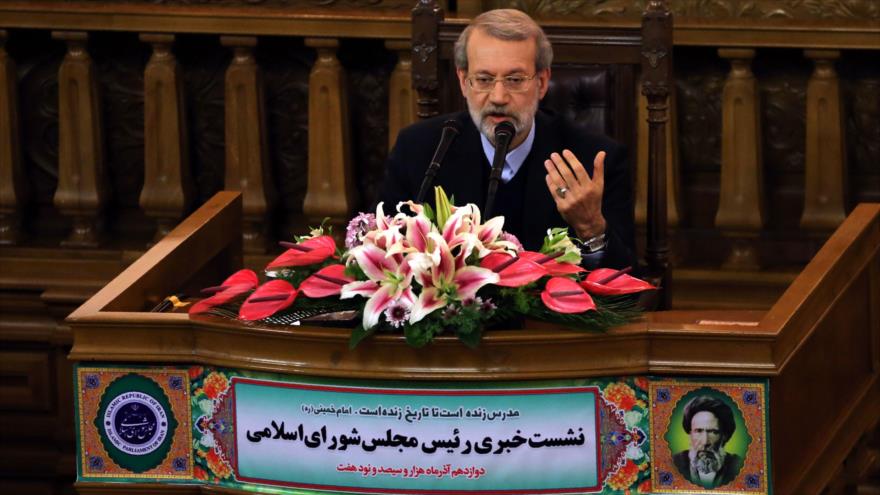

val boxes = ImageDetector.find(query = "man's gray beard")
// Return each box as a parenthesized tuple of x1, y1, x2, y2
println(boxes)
(689, 446, 726, 475)
(468, 101, 536, 146)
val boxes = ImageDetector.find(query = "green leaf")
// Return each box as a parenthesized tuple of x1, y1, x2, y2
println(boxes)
(404, 322, 433, 348)
(422, 202, 436, 223)
(457, 327, 482, 348)
(349, 324, 376, 349)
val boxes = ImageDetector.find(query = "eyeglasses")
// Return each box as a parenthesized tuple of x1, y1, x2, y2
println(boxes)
(466, 73, 537, 93)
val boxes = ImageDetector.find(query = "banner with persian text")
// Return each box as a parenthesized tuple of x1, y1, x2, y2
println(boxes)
(75, 365, 772, 494)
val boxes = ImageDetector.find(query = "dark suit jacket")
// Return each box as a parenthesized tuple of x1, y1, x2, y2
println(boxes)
(377, 110, 636, 269)
(672, 450, 744, 488)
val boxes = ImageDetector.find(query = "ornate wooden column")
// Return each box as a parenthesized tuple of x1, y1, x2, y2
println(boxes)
(0, 30, 26, 245)
(386, 40, 417, 150)
(641, 0, 673, 309)
(52, 31, 106, 248)
(411, 0, 442, 120)
(222, 36, 274, 253)
(303, 38, 356, 229)
(637, 83, 680, 229)
(140, 34, 193, 242)
(716, 48, 764, 270)
(801, 49, 847, 231)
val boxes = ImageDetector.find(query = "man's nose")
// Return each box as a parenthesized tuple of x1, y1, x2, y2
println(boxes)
(488, 80, 511, 104)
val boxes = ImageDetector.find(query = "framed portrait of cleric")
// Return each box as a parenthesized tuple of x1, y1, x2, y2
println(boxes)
(650, 380, 771, 495)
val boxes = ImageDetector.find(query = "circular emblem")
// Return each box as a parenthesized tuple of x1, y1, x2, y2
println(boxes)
(103, 391, 168, 456)
(93, 373, 179, 473)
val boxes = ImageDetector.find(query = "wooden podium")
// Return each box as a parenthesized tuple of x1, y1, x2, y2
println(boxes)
(68, 192, 879, 495)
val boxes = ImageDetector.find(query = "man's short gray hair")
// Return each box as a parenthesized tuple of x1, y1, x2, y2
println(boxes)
(453, 9, 553, 72)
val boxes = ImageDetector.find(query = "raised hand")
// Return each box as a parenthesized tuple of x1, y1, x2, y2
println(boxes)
(543, 149, 607, 239)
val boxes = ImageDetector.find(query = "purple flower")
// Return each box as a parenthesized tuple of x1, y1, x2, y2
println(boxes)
(345, 212, 377, 249)
(442, 305, 461, 320)
(383, 302, 411, 328)
(499, 231, 523, 252)
(479, 298, 496, 313)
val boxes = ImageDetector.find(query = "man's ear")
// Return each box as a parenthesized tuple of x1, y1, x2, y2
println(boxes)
(537, 67, 551, 99)
(457, 68, 469, 96)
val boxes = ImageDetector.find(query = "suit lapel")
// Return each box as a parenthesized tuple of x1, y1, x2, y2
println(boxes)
(522, 112, 565, 249)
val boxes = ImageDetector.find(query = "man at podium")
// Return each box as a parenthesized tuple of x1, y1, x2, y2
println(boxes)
(378, 8, 636, 269)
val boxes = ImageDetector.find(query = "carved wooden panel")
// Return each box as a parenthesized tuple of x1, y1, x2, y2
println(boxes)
(842, 52, 880, 205)
(0, 30, 26, 245)
(46, 0, 415, 9)
(8, 31, 63, 226)
(178, 35, 226, 206)
(0, 351, 51, 411)
(258, 38, 312, 237)
(756, 53, 808, 230)
(488, 0, 879, 20)
(341, 38, 395, 210)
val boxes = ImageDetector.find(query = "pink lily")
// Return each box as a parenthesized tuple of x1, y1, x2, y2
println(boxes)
(519, 250, 585, 276)
(300, 264, 354, 298)
(266, 235, 337, 269)
(409, 233, 499, 323)
(479, 252, 547, 287)
(189, 269, 258, 314)
(340, 243, 415, 329)
(580, 267, 655, 296)
(541, 277, 596, 314)
(239, 280, 298, 321)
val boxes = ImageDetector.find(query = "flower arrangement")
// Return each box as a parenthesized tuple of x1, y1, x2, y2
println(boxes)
(189, 187, 654, 348)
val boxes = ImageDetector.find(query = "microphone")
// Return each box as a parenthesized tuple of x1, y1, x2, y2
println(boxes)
(416, 120, 460, 203)
(483, 121, 516, 217)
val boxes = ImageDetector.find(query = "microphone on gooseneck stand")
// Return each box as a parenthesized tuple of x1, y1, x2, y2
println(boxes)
(416, 120, 460, 204)
(483, 121, 516, 218)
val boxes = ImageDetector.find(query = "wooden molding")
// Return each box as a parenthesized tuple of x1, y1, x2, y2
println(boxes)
(716, 48, 764, 269)
(140, 33, 193, 242)
(222, 36, 275, 253)
(801, 49, 847, 231)
(302, 37, 356, 227)
(52, 30, 106, 248)
(385, 40, 417, 151)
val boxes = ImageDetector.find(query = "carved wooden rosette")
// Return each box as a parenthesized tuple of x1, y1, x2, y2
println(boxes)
(302, 38, 356, 230)
(411, 0, 442, 120)
(640, 0, 673, 309)
(52, 31, 106, 248)
(140, 33, 193, 242)
(0, 30, 26, 245)
(801, 49, 846, 231)
(386, 40, 417, 150)
(222, 36, 275, 253)
(716, 48, 764, 270)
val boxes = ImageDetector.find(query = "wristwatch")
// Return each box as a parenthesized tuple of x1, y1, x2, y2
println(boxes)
(581, 233, 607, 253)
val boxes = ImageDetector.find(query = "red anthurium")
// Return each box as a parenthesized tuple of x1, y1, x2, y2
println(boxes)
(580, 268, 655, 296)
(239, 280, 298, 321)
(519, 251, 585, 276)
(300, 264, 354, 298)
(189, 269, 259, 314)
(541, 277, 596, 314)
(479, 252, 547, 287)
(266, 236, 337, 269)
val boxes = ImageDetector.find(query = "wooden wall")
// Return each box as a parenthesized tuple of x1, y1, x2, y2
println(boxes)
(0, 1, 877, 493)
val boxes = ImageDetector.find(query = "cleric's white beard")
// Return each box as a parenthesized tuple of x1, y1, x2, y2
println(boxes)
(689, 445, 727, 476)
(467, 98, 537, 146)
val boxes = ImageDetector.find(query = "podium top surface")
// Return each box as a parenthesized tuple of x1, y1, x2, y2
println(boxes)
(67, 192, 880, 380)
